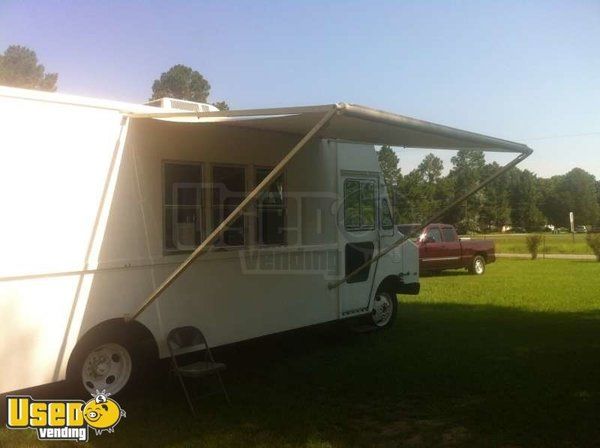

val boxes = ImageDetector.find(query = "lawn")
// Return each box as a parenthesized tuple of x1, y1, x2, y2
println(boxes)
(478, 233, 593, 255)
(2, 259, 600, 447)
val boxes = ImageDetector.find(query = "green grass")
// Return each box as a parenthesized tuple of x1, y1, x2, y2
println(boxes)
(478, 233, 593, 255)
(2, 259, 600, 447)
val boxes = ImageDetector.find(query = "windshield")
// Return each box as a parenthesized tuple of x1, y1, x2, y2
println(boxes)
(396, 223, 421, 239)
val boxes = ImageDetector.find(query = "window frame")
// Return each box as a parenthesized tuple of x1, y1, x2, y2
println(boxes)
(162, 160, 205, 255)
(442, 227, 458, 243)
(380, 198, 394, 230)
(426, 227, 443, 243)
(344, 178, 378, 232)
(211, 163, 248, 248)
(255, 166, 287, 246)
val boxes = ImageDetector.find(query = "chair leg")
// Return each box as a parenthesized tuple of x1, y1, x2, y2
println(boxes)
(216, 373, 231, 405)
(176, 373, 196, 416)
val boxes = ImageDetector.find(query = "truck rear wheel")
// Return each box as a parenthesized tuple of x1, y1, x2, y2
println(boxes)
(469, 255, 486, 275)
(79, 342, 133, 396)
(67, 322, 158, 397)
(69, 339, 139, 397)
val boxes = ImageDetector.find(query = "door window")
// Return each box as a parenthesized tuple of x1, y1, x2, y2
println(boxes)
(381, 198, 394, 229)
(345, 242, 374, 283)
(425, 227, 442, 242)
(344, 179, 377, 231)
(442, 227, 458, 242)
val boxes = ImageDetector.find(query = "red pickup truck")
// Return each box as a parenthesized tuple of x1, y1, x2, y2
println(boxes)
(398, 223, 495, 275)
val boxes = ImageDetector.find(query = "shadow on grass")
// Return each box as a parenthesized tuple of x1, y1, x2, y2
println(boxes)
(3, 303, 600, 447)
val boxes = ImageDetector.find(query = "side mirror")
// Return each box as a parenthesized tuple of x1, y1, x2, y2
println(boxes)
(424, 236, 436, 244)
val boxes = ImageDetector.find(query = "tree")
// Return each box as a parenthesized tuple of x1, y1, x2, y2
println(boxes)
(539, 168, 599, 227)
(377, 145, 400, 188)
(450, 150, 486, 187)
(0, 45, 57, 91)
(447, 150, 486, 232)
(508, 169, 545, 230)
(560, 168, 599, 226)
(586, 233, 600, 261)
(526, 234, 543, 260)
(151, 64, 211, 102)
(417, 153, 444, 184)
(377, 145, 401, 212)
(597, 180, 600, 225)
(212, 100, 230, 111)
(396, 169, 429, 223)
(539, 175, 567, 226)
(479, 162, 511, 231)
(414, 154, 445, 220)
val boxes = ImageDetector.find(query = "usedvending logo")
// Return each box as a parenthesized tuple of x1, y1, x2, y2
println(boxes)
(6, 390, 126, 442)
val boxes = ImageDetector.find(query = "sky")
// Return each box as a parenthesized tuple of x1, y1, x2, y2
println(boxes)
(1, 0, 599, 178)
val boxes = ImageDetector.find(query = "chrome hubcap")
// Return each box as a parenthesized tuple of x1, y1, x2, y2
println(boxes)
(475, 259, 484, 274)
(81, 343, 132, 395)
(372, 293, 394, 327)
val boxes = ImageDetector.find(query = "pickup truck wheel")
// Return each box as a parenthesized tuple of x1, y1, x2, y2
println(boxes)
(469, 255, 486, 275)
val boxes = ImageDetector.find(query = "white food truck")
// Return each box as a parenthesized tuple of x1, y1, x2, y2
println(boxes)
(0, 86, 531, 396)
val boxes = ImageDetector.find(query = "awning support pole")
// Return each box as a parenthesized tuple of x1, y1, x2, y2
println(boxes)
(327, 151, 531, 290)
(127, 105, 340, 321)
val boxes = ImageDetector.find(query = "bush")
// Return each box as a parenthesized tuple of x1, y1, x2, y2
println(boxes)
(526, 234, 543, 260)
(586, 233, 600, 261)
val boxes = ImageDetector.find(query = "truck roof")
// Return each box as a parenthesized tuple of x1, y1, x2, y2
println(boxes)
(0, 85, 532, 154)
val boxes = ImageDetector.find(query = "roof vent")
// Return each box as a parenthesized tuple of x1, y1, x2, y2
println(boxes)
(145, 97, 220, 112)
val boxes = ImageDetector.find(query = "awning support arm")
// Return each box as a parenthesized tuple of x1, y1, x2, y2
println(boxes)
(327, 150, 531, 290)
(126, 105, 340, 321)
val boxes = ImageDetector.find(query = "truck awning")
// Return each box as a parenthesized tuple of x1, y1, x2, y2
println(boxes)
(126, 103, 532, 320)
(128, 103, 532, 154)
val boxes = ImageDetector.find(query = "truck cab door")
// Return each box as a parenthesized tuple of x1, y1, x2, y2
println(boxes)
(419, 226, 445, 271)
(338, 174, 379, 315)
(441, 226, 462, 269)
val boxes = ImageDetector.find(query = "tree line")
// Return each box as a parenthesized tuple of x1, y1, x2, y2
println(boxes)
(0, 44, 229, 109)
(378, 146, 600, 233)
(3, 44, 599, 233)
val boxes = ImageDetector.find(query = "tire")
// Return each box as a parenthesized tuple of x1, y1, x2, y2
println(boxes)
(67, 329, 156, 397)
(367, 290, 398, 329)
(469, 255, 486, 275)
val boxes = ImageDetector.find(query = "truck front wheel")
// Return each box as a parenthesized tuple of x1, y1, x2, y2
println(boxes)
(369, 291, 398, 328)
(469, 255, 486, 275)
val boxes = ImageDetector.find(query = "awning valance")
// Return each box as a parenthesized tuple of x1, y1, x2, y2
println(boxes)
(128, 103, 532, 154)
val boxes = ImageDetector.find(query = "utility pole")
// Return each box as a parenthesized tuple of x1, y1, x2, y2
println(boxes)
(570, 211, 575, 243)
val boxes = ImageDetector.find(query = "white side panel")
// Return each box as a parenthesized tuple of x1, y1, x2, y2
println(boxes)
(79, 126, 342, 359)
(0, 97, 125, 393)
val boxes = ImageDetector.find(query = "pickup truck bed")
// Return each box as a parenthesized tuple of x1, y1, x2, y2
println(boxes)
(408, 224, 496, 275)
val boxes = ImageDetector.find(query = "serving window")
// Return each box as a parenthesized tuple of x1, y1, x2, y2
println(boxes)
(212, 165, 246, 246)
(255, 167, 286, 245)
(163, 162, 204, 252)
(163, 161, 289, 251)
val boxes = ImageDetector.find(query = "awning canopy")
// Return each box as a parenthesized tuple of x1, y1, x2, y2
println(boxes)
(129, 103, 532, 154)
(127, 103, 532, 320)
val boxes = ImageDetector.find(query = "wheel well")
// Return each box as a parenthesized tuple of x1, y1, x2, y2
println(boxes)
(67, 318, 158, 377)
(475, 252, 487, 262)
(377, 275, 401, 295)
